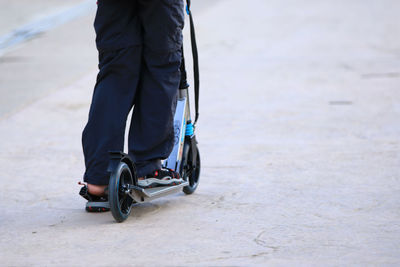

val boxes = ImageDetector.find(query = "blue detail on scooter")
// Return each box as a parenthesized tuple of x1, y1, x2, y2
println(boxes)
(186, 5, 190, 15)
(186, 122, 194, 136)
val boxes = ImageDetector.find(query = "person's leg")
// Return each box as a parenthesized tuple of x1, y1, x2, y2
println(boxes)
(82, 0, 142, 195)
(128, 0, 185, 178)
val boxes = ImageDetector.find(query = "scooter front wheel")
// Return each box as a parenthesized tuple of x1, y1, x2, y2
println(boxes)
(109, 162, 134, 223)
(181, 141, 201, 194)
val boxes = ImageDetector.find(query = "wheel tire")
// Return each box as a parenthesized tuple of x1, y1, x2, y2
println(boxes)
(109, 162, 134, 223)
(181, 142, 201, 195)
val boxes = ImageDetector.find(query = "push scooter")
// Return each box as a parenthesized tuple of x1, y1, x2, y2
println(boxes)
(107, 1, 201, 223)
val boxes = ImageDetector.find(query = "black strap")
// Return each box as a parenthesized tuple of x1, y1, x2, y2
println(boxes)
(186, 0, 200, 125)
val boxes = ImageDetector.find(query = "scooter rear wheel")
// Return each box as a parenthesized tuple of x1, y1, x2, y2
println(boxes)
(181, 141, 200, 194)
(109, 162, 134, 222)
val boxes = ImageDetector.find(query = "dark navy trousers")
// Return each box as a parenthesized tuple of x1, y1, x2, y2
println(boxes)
(82, 0, 184, 185)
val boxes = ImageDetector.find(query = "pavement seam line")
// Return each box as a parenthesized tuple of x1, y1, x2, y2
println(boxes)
(0, 0, 95, 56)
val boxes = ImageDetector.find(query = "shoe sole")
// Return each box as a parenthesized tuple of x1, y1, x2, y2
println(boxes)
(86, 201, 110, 212)
(138, 178, 183, 188)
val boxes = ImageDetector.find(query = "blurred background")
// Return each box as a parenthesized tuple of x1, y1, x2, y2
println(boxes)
(0, 0, 399, 265)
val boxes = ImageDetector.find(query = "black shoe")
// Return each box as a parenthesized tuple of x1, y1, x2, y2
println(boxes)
(79, 183, 110, 212)
(138, 168, 183, 188)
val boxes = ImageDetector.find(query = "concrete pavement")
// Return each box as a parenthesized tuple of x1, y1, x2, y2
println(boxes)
(0, 0, 400, 266)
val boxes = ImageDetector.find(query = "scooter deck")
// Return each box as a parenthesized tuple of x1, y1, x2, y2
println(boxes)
(128, 181, 189, 203)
